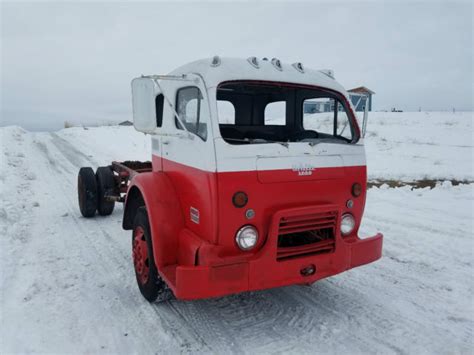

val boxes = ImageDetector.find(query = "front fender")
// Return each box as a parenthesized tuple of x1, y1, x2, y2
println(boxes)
(124, 172, 184, 267)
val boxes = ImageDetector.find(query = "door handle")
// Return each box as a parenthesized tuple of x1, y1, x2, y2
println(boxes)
(162, 140, 170, 145)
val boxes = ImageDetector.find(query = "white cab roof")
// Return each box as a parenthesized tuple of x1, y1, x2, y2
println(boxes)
(168, 57, 347, 94)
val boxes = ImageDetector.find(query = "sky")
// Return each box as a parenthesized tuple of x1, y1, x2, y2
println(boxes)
(1, 1, 472, 131)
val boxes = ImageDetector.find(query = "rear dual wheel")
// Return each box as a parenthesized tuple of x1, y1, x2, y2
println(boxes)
(96, 167, 115, 216)
(77, 166, 116, 217)
(78, 167, 98, 218)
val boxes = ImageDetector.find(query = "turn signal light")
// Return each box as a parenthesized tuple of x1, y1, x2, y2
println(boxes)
(352, 183, 362, 197)
(232, 191, 248, 208)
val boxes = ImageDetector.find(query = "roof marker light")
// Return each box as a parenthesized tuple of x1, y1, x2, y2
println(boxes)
(320, 69, 335, 79)
(271, 58, 282, 71)
(211, 55, 221, 67)
(292, 62, 305, 73)
(247, 56, 260, 69)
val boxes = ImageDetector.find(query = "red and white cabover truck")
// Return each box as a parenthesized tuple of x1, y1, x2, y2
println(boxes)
(77, 57, 383, 302)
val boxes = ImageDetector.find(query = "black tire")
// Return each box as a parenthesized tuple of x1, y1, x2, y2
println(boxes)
(78, 167, 98, 218)
(96, 166, 115, 216)
(132, 207, 172, 303)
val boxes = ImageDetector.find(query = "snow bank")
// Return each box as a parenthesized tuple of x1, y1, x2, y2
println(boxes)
(56, 125, 151, 165)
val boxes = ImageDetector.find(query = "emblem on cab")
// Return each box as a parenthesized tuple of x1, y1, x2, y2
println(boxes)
(190, 207, 200, 224)
(292, 164, 315, 176)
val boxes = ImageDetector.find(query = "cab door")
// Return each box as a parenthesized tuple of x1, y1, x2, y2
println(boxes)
(161, 74, 218, 243)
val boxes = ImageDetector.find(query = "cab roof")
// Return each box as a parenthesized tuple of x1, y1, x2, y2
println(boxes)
(168, 57, 347, 94)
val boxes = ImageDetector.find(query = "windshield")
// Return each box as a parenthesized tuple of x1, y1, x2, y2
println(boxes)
(217, 81, 358, 145)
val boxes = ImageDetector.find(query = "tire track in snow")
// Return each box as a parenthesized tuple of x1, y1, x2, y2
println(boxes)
(163, 287, 333, 354)
(33, 140, 64, 174)
(1, 130, 39, 299)
(49, 132, 100, 168)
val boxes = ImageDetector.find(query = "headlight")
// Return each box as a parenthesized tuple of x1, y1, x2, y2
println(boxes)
(235, 225, 258, 250)
(341, 214, 355, 236)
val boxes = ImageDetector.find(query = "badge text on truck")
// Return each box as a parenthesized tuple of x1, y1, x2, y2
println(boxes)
(292, 164, 315, 176)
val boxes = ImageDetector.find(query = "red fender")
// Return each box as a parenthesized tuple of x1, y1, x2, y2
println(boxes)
(124, 172, 184, 268)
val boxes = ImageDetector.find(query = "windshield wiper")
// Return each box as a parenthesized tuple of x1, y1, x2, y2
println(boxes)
(224, 138, 251, 143)
(302, 136, 349, 147)
(254, 138, 289, 148)
(224, 137, 289, 148)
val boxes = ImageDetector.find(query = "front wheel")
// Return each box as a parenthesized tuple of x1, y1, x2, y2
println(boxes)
(132, 207, 173, 303)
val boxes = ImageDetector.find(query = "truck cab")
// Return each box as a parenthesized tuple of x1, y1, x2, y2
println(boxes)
(78, 56, 383, 302)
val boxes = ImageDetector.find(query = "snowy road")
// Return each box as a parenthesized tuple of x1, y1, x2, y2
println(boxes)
(1, 123, 473, 354)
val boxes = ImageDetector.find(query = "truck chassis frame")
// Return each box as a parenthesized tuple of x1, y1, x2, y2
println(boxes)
(105, 161, 151, 202)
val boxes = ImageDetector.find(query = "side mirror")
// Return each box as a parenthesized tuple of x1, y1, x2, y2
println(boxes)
(131, 77, 159, 134)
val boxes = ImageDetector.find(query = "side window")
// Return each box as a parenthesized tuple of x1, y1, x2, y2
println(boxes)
(264, 101, 286, 125)
(155, 94, 164, 127)
(176, 87, 208, 141)
(303, 98, 353, 141)
(217, 100, 235, 124)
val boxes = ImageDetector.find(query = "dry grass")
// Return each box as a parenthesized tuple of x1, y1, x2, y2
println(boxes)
(368, 179, 472, 189)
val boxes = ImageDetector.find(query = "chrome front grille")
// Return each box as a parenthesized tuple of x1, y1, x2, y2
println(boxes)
(277, 211, 337, 260)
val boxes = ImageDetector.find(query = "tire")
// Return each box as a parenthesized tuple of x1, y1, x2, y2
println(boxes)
(78, 167, 98, 218)
(96, 166, 115, 216)
(132, 207, 172, 303)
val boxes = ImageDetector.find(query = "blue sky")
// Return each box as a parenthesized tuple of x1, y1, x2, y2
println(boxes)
(1, 1, 472, 131)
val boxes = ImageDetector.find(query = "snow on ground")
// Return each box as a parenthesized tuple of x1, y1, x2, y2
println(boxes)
(0, 112, 473, 354)
(360, 111, 473, 181)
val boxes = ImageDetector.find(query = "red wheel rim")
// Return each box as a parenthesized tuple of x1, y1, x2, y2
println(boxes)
(132, 226, 150, 285)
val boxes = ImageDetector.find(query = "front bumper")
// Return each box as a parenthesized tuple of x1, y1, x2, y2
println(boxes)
(164, 205, 383, 300)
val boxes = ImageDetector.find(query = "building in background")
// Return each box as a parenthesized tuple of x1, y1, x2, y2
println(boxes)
(348, 86, 375, 111)
(303, 99, 332, 114)
(303, 86, 375, 114)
